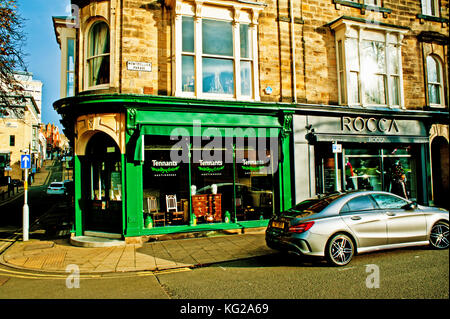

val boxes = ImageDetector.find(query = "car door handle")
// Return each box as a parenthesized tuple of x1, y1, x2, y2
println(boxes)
(386, 212, 396, 216)
(351, 216, 362, 220)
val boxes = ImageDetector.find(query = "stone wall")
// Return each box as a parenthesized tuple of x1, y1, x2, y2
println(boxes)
(76, 0, 448, 109)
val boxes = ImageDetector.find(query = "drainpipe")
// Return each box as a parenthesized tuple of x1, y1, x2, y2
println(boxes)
(289, 0, 297, 103)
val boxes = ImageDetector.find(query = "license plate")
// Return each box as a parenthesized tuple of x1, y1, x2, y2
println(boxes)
(272, 221, 285, 229)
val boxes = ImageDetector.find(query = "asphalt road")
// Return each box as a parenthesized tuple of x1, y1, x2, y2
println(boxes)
(157, 246, 449, 299)
(0, 161, 63, 230)
(0, 245, 447, 301)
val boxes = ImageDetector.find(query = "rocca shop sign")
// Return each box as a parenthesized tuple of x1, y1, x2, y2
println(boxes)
(341, 116, 399, 134)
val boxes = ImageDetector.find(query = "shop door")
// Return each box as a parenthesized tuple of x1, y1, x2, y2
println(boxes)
(432, 137, 450, 209)
(84, 132, 123, 234)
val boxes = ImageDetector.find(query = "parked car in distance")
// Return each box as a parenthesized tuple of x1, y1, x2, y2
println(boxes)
(266, 190, 449, 266)
(46, 182, 66, 196)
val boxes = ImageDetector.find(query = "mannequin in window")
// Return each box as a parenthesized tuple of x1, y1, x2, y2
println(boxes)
(390, 161, 408, 199)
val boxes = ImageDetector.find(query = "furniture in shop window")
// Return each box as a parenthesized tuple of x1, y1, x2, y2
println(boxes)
(180, 199, 189, 222)
(166, 194, 184, 224)
(192, 194, 222, 222)
(147, 196, 165, 227)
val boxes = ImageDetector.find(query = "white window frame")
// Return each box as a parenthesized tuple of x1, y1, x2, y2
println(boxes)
(331, 18, 408, 108)
(54, 19, 76, 98)
(66, 38, 75, 97)
(421, 0, 439, 17)
(84, 20, 111, 91)
(426, 55, 445, 108)
(172, 0, 263, 101)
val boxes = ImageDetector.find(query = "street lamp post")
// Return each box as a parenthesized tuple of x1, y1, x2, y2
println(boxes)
(21, 151, 30, 241)
(23, 166, 29, 241)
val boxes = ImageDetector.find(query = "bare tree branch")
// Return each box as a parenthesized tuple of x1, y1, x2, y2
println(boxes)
(0, 0, 28, 107)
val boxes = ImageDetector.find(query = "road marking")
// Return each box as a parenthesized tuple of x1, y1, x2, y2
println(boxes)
(0, 266, 190, 280)
(338, 266, 356, 272)
(153, 267, 192, 275)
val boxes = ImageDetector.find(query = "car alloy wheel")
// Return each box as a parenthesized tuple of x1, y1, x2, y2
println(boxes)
(429, 222, 449, 249)
(326, 234, 354, 267)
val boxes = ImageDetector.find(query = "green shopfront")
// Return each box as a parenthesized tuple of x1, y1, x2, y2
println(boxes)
(55, 95, 294, 241)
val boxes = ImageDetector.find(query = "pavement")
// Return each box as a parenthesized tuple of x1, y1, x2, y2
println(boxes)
(0, 159, 274, 275)
(0, 231, 271, 274)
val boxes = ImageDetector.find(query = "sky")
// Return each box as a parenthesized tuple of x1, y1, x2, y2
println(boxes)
(18, 0, 71, 132)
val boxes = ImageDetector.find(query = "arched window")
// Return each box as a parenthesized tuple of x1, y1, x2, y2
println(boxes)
(427, 55, 443, 107)
(86, 21, 110, 88)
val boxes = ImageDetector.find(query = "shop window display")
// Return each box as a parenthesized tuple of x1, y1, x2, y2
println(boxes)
(234, 138, 275, 221)
(316, 143, 418, 201)
(344, 145, 417, 200)
(193, 136, 276, 224)
(142, 135, 277, 227)
(143, 136, 190, 227)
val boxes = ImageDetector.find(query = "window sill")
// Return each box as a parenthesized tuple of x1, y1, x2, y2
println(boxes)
(427, 104, 447, 110)
(333, 0, 392, 17)
(416, 14, 449, 24)
(175, 92, 257, 102)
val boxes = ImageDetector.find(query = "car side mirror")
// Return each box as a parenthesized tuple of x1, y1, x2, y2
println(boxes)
(402, 201, 418, 210)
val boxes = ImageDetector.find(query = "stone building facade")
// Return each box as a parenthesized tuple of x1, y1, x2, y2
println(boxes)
(60, 0, 448, 106)
(53, 0, 449, 242)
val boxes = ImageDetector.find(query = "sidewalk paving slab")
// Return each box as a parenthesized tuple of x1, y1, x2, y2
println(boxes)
(0, 232, 273, 274)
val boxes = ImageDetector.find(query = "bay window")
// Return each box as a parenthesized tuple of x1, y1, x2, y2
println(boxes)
(331, 18, 408, 108)
(173, 0, 263, 100)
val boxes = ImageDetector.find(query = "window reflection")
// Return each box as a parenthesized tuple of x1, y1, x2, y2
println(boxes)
(427, 55, 442, 105)
(240, 61, 252, 96)
(182, 16, 194, 53)
(202, 19, 233, 56)
(362, 40, 386, 105)
(240, 24, 250, 58)
(202, 58, 234, 94)
(182, 55, 195, 93)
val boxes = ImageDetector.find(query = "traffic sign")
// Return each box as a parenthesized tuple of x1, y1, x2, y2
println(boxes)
(332, 143, 342, 153)
(21, 154, 31, 169)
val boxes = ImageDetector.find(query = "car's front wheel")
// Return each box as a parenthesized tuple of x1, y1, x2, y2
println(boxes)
(326, 233, 355, 267)
(429, 221, 449, 249)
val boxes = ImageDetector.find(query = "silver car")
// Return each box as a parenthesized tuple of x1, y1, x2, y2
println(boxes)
(266, 191, 449, 266)
(46, 182, 66, 196)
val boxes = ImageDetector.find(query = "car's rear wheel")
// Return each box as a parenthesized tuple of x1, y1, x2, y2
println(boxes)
(429, 221, 449, 249)
(326, 233, 355, 267)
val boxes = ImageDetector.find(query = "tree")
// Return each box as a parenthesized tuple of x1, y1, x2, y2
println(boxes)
(0, 0, 27, 107)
